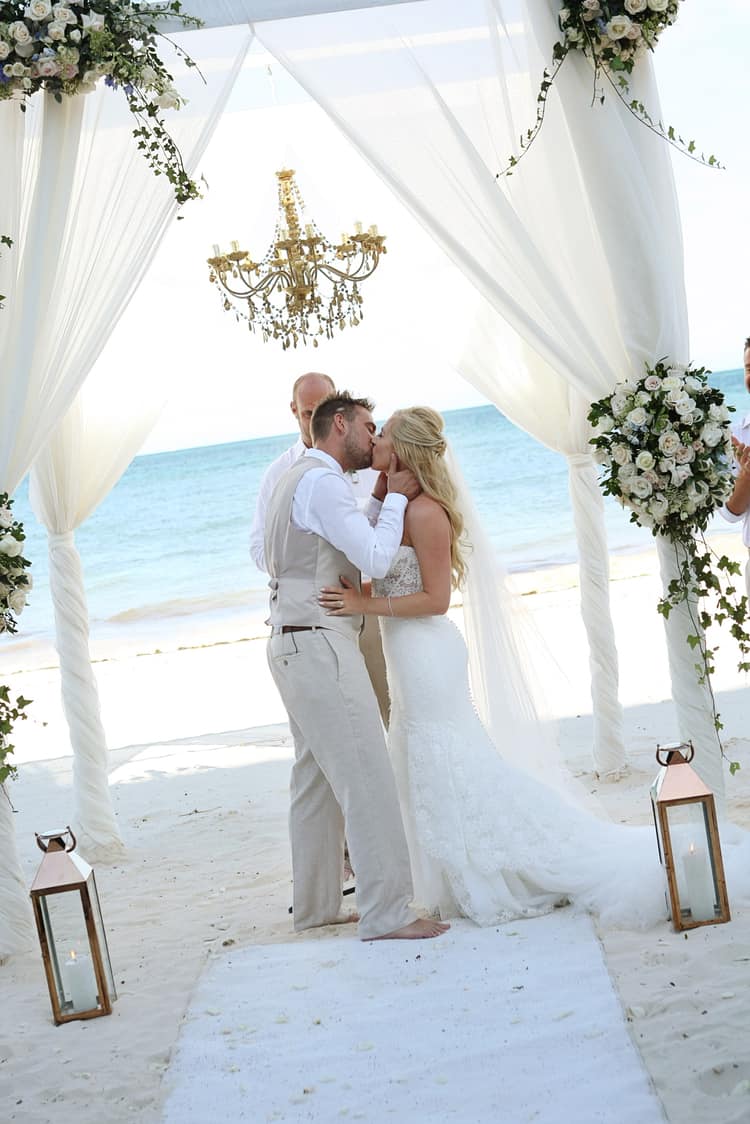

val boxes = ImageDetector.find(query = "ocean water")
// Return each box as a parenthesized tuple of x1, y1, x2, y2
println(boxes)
(8, 368, 747, 642)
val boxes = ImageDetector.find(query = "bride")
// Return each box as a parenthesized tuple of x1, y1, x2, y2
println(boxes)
(319, 406, 749, 929)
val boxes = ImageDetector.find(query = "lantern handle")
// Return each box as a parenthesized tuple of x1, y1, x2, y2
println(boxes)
(35, 826, 77, 853)
(655, 741, 695, 767)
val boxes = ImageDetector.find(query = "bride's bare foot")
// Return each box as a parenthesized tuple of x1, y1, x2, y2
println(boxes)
(328, 911, 359, 925)
(367, 918, 450, 941)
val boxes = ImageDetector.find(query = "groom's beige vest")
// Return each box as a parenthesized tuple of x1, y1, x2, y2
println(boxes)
(264, 456, 363, 639)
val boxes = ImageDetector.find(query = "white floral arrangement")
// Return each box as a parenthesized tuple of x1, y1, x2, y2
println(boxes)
(588, 361, 733, 538)
(558, 0, 680, 75)
(500, 1, 718, 175)
(0, 1, 203, 204)
(0, 492, 32, 635)
(589, 361, 748, 774)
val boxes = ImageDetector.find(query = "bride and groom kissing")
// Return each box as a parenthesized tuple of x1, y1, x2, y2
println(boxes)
(259, 376, 680, 942)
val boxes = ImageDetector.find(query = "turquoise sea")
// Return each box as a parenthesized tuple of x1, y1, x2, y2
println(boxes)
(9, 368, 747, 642)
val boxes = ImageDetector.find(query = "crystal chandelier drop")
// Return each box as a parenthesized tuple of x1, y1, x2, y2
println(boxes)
(207, 169, 387, 350)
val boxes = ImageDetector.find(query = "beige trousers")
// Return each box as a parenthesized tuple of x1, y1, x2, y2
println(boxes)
(267, 627, 414, 940)
(359, 613, 390, 727)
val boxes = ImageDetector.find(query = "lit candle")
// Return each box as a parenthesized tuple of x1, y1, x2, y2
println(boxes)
(681, 843, 715, 922)
(212, 244, 220, 257)
(279, 227, 289, 241)
(354, 221, 363, 234)
(340, 232, 349, 245)
(369, 224, 378, 236)
(305, 224, 314, 238)
(64, 949, 98, 1012)
(230, 240, 239, 252)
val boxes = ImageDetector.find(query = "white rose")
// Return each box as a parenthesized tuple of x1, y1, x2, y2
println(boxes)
(26, 0, 53, 16)
(46, 20, 66, 40)
(658, 431, 680, 455)
(8, 588, 26, 614)
(0, 506, 12, 529)
(610, 394, 628, 418)
(36, 56, 59, 76)
(708, 403, 729, 422)
(9, 61, 27, 77)
(0, 41, 10, 61)
(626, 406, 648, 426)
(674, 398, 694, 417)
(81, 10, 105, 33)
(649, 496, 669, 520)
(684, 376, 702, 390)
(635, 450, 655, 470)
(595, 415, 615, 434)
(8, 21, 33, 44)
(559, 8, 571, 22)
(674, 445, 695, 464)
(700, 424, 724, 448)
(661, 376, 682, 391)
(606, 14, 634, 39)
(156, 87, 181, 110)
(644, 375, 661, 391)
(671, 464, 692, 485)
(612, 444, 632, 465)
(635, 391, 651, 406)
(630, 476, 652, 499)
(140, 64, 157, 86)
(648, 0, 669, 10)
(625, 0, 647, 10)
(53, 4, 77, 23)
(618, 462, 637, 480)
(0, 534, 23, 557)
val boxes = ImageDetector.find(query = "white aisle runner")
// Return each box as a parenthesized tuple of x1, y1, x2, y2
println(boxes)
(162, 913, 665, 1123)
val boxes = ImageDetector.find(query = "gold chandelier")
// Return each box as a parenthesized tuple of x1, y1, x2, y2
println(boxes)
(207, 169, 387, 350)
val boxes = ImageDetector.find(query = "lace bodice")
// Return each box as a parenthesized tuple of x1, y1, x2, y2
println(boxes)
(372, 545, 423, 598)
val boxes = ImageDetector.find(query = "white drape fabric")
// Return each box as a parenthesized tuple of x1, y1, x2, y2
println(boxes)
(16, 30, 253, 864)
(0, 26, 251, 890)
(254, 0, 719, 785)
(159, 0, 418, 32)
(0, 788, 34, 956)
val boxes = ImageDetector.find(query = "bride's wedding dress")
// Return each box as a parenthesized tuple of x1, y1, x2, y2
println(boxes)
(373, 546, 749, 929)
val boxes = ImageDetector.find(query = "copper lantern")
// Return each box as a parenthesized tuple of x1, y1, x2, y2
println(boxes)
(650, 743, 730, 932)
(29, 827, 116, 1024)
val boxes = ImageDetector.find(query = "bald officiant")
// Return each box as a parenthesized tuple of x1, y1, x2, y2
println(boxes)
(250, 372, 391, 725)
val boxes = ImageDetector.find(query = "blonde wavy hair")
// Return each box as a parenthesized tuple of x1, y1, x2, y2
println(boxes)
(388, 407, 469, 589)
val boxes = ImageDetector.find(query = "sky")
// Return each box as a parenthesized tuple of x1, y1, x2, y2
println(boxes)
(92, 1, 749, 455)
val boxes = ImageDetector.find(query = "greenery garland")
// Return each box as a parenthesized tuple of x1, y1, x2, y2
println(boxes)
(588, 361, 748, 774)
(0, 493, 32, 787)
(0, 1, 204, 205)
(499, 1, 720, 178)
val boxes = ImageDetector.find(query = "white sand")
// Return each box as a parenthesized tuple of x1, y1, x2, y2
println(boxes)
(1, 537, 750, 1124)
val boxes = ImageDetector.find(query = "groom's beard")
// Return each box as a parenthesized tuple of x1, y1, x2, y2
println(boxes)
(343, 435, 373, 472)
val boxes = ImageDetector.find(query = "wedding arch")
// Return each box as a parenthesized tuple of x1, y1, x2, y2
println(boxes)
(0, 0, 725, 954)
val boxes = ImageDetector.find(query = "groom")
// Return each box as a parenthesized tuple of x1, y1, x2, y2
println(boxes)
(265, 391, 449, 941)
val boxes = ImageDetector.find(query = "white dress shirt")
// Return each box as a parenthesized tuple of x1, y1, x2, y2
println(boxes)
(291, 449, 406, 579)
(719, 413, 750, 546)
(250, 438, 381, 572)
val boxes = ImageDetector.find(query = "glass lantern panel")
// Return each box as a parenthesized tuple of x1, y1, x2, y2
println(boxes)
(664, 802, 717, 922)
(38, 891, 101, 1014)
(89, 875, 116, 1002)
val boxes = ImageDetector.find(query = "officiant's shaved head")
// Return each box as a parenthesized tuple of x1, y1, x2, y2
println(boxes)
(291, 372, 336, 447)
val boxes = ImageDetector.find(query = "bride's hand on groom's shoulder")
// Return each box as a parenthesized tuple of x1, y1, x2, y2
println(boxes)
(318, 575, 363, 616)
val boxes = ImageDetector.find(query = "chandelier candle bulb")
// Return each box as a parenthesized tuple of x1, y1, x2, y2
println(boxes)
(305, 224, 314, 237)
(369, 225, 378, 235)
(682, 843, 715, 922)
(354, 221, 363, 234)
